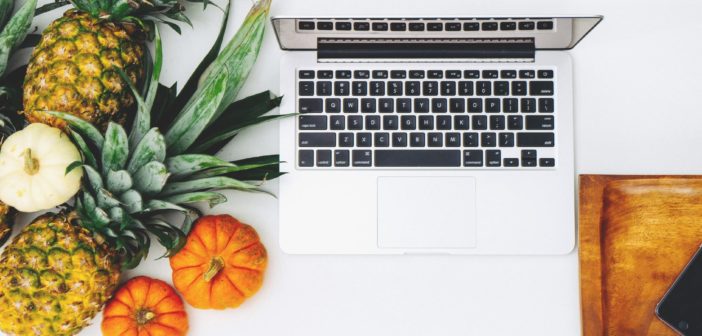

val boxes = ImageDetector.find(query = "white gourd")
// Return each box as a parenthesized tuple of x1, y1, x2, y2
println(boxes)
(0, 123, 83, 212)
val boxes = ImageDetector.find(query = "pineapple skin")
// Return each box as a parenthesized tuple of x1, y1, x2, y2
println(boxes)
(23, 9, 146, 130)
(0, 201, 15, 246)
(0, 212, 120, 336)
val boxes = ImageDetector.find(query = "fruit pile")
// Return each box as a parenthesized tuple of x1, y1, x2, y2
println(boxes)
(0, 0, 278, 335)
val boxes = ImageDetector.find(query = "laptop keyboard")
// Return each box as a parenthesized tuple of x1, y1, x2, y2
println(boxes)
(297, 68, 557, 168)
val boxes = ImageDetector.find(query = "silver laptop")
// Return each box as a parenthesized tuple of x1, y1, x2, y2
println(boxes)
(272, 16, 602, 255)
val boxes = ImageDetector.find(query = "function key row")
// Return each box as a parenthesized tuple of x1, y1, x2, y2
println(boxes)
(298, 20, 554, 32)
(298, 149, 555, 168)
(299, 69, 554, 80)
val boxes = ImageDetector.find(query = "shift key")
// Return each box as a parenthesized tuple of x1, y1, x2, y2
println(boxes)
(299, 133, 336, 147)
(517, 132, 554, 147)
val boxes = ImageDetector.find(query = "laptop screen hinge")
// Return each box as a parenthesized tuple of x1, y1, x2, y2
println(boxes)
(317, 38, 535, 63)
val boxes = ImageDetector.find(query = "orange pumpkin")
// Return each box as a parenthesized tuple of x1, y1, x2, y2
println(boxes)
(102, 276, 189, 336)
(170, 214, 268, 309)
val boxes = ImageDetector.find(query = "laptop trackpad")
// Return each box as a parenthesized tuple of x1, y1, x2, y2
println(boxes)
(377, 177, 477, 249)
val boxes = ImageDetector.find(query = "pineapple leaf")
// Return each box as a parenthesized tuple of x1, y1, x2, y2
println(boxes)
(83, 165, 104, 192)
(191, 91, 284, 154)
(141, 199, 187, 213)
(35, 0, 70, 16)
(65, 161, 83, 175)
(164, 68, 228, 155)
(151, 83, 177, 128)
(145, 219, 186, 258)
(190, 157, 281, 181)
(96, 188, 121, 208)
(0, 0, 13, 32)
(129, 25, 161, 150)
(127, 128, 166, 174)
(120, 189, 144, 213)
(167, 0, 230, 122)
(0, 0, 36, 78)
(101, 122, 129, 174)
(106, 169, 133, 194)
(191, 114, 288, 155)
(165, 154, 235, 179)
(162, 191, 227, 207)
(132, 161, 170, 195)
(49, 111, 104, 149)
(160, 176, 260, 197)
(69, 130, 98, 168)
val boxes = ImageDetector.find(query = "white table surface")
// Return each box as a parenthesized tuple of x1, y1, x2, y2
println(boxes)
(19, 0, 702, 335)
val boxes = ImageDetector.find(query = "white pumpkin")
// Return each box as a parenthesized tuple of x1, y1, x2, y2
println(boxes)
(0, 123, 83, 212)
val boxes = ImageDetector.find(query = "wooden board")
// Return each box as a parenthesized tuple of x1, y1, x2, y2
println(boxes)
(579, 175, 702, 336)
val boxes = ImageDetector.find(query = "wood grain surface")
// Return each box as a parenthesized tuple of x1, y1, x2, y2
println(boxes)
(579, 175, 702, 336)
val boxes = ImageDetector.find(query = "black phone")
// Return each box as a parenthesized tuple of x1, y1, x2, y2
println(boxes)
(657, 245, 702, 335)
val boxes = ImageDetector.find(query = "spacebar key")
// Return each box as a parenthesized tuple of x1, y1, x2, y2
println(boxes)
(375, 150, 461, 167)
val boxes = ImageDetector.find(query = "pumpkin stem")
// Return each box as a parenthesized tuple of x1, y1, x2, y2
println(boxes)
(135, 309, 156, 325)
(203, 256, 225, 282)
(22, 148, 40, 175)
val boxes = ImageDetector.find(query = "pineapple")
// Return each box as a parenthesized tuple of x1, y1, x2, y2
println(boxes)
(0, 1, 279, 334)
(22, 0, 189, 130)
(0, 212, 120, 335)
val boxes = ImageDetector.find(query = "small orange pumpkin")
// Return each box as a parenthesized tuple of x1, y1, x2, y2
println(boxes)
(102, 276, 188, 336)
(170, 214, 268, 309)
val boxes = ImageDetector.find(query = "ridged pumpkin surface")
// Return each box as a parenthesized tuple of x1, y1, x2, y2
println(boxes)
(170, 215, 267, 309)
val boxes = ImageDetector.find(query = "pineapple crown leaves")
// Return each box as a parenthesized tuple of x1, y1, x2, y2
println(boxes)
(48, 0, 286, 269)
(38, 0, 218, 35)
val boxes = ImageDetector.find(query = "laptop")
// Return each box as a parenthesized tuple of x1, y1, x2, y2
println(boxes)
(272, 16, 602, 255)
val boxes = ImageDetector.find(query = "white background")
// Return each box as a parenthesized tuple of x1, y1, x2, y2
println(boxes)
(13, 0, 702, 335)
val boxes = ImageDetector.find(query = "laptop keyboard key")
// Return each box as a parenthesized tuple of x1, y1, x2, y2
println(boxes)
(338, 133, 354, 147)
(472, 115, 487, 130)
(334, 150, 350, 167)
(397, 98, 412, 112)
(463, 150, 484, 167)
(468, 98, 482, 113)
(526, 116, 554, 130)
(414, 98, 430, 113)
(428, 132, 443, 147)
(375, 150, 461, 167)
(391, 70, 407, 79)
(410, 132, 425, 147)
(348, 116, 363, 130)
(300, 133, 336, 147)
(445, 132, 461, 147)
(499, 132, 515, 147)
(343, 98, 359, 113)
(383, 115, 399, 130)
(316, 150, 332, 167)
(334, 81, 350, 96)
(299, 98, 323, 113)
(392, 132, 408, 147)
(454, 116, 469, 130)
(352, 150, 373, 167)
(539, 158, 555, 167)
(353, 81, 367, 96)
(325, 98, 341, 113)
(406, 81, 421, 96)
(299, 150, 314, 167)
(481, 132, 496, 147)
(361, 98, 376, 113)
(330, 116, 345, 130)
(486, 150, 501, 167)
(490, 115, 505, 130)
(366, 115, 381, 130)
(504, 158, 519, 167)
(419, 116, 434, 130)
(379, 98, 394, 113)
(432, 98, 447, 113)
(388, 81, 403, 96)
(299, 70, 315, 79)
(463, 132, 479, 147)
(401, 116, 416, 130)
(299, 115, 327, 130)
(299, 81, 314, 96)
(508, 115, 523, 130)
(539, 98, 554, 113)
(317, 81, 332, 96)
(449, 98, 465, 113)
(529, 81, 554, 95)
(357, 133, 372, 147)
(517, 132, 555, 147)
(335, 70, 352, 79)
(375, 133, 390, 147)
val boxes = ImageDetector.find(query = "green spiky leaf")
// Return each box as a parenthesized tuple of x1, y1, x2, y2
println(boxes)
(132, 161, 169, 195)
(101, 122, 129, 173)
(127, 128, 165, 173)
(120, 190, 143, 213)
(0, 0, 36, 78)
(162, 191, 227, 207)
(106, 170, 133, 194)
(165, 154, 234, 179)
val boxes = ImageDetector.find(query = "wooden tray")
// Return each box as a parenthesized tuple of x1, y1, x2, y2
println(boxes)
(579, 175, 702, 336)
